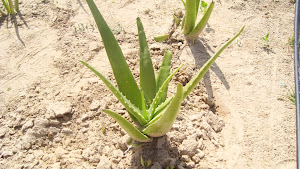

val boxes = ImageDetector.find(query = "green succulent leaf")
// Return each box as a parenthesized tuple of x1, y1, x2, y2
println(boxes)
(14, 0, 18, 12)
(148, 64, 184, 120)
(183, 0, 197, 35)
(103, 109, 152, 142)
(173, 15, 181, 26)
(186, 2, 214, 40)
(80, 61, 148, 125)
(181, 0, 186, 9)
(137, 17, 156, 105)
(2, 0, 10, 14)
(183, 26, 245, 99)
(156, 50, 172, 105)
(154, 34, 170, 42)
(195, 0, 200, 17)
(86, 0, 142, 110)
(143, 84, 183, 137)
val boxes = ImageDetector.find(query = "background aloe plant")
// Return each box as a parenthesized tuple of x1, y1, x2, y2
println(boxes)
(154, 0, 214, 42)
(82, 0, 244, 142)
(0, 0, 19, 16)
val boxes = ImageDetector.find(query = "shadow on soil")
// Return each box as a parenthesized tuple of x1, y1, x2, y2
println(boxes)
(187, 38, 230, 99)
(0, 10, 28, 46)
(130, 136, 186, 168)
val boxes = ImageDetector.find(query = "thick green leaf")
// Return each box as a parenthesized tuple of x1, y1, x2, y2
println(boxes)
(86, 0, 142, 110)
(137, 17, 156, 105)
(183, 26, 245, 99)
(103, 109, 152, 142)
(156, 50, 172, 105)
(154, 35, 170, 42)
(148, 64, 184, 120)
(80, 61, 148, 125)
(14, 0, 18, 12)
(7, 0, 14, 14)
(181, 0, 186, 9)
(183, 0, 196, 35)
(143, 84, 183, 137)
(186, 2, 214, 40)
(195, 0, 200, 17)
(2, 0, 11, 14)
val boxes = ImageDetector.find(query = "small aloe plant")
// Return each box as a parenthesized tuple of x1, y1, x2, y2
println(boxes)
(81, 0, 244, 142)
(0, 0, 19, 16)
(154, 0, 214, 42)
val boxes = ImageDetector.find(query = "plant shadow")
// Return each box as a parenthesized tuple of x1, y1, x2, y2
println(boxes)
(187, 38, 230, 100)
(129, 135, 186, 168)
(0, 9, 28, 46)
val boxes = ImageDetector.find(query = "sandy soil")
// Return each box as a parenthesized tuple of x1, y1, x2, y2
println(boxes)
(0, 0, 297, 168)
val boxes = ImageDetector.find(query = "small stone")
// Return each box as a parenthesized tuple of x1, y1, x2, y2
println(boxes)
(34, 118, 49, 128)
(89, 100, 100, 111)
(1, 150, 14, 158)
(97, 155, 111, 169)
(150, 162, 162, 169)
(49, 102, 72, 117)
(49, 120, 60, 127)
(179, 137, 199, 157)
(0, 127, 8, 137)
(186, 161, 196, 168)
(188, 114, 202, 122)
(48, 127, 60, 135)
(61, 128, 73, 135)
(206, 111, 225, 132)
(181, 155, 190, 162)
(81, 114, 89, 121)
(24, 154, 35, 162)
(22, 119, 34, 132)
(52, 162, 61, 169)
(192, 151, 205, 163)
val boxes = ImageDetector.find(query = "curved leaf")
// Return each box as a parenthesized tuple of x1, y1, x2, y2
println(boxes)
(80, 61, 147, 125)
(148, 64, 184, 120)
(183, 0, 196, 35)
(154, 35, 170, 42)
(86, 0, 142, 110)
(143, 84, 183, 137)
(156, 50, 172, 104)
(186, 2, 214, 40)
(103, 110, 152, 142)
(137, 17, 156, 105)
(183, 26, 245, 99)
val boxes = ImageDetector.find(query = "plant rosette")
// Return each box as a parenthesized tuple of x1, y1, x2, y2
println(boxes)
(81, 0, 244, 142)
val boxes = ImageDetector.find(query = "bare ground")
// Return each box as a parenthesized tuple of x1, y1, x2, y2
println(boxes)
(0, 0, 297, 168)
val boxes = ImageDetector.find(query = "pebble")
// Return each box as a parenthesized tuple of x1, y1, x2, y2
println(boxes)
(179, 137, 199, 157)
(52, 162, 61, 169)
(49, 102, 72, 117)
(22, 119, 34, 132)
(97, 155, 111, 169)
(206, 111, 225, 133)
(61, 128, 73, 135)
(192, 151, 205, 163)
(34, 118, 49, 128)
(1, 150, 14, 158)
(0, 127, 8, 137)
(89, 100, 100, 111)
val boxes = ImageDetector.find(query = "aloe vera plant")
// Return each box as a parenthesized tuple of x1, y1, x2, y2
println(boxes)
(0, 0, 19, 16)
(154, 0, 214, 42)
(82, 0, 244, 142)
